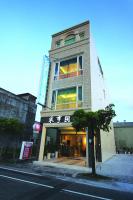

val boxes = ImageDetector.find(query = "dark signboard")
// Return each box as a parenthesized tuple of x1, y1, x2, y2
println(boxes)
(41, 115, 72, 124)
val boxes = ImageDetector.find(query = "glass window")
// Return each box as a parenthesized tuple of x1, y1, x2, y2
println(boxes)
(79, 56, 82, 69)
(57, 88, 76, 104)
(52, 91, 56, 104)
(79, 32, 85, 39)
(54, 63, 59, 80)
(65, 34, 76, 45)
(52, 86, 83, 110)
(55, 63, 58, 75)
(78, 86, 82, 101)
(56, 87, 77, 109)
(56, 40, 61, 48)
(59, 58, 77, 79)
(53, 56, 83, 80)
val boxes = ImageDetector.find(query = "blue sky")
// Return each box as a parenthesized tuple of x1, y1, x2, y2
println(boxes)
(0, 0, 133, 122)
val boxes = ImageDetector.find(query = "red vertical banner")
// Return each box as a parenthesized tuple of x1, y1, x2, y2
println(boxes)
(19, 142, 33, 160)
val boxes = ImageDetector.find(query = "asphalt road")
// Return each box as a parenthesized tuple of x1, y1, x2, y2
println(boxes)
(0, 167, 133, 200)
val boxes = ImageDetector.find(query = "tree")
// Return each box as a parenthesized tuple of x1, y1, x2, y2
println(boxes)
(0, 118, 24, 160)
(71, 104, 116, 176)
(0, 118, 24, 137)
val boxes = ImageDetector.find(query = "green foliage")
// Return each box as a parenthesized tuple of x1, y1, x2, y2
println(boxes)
(71, 104, 116, 175)
(97, 104, 116, 132)
(0, 118, 25, 162)
(71, 109, 86, 132)
(85, 111, 99, 131)
(0, 118, 24, 136)
(0, 146, 21, 161)
(72, 104, 116, 133)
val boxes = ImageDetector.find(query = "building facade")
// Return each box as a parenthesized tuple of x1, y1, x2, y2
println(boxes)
(38, 21, 115, 165)
(0, 87, 37, 139)
(114, 122, 133, 153)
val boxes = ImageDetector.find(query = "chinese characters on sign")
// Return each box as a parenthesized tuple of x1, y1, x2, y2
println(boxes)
(49, 116, 54, 123)
(64, 116, 70, 123)
(48, 115, 70, 123)
(41, 115, 71, 124)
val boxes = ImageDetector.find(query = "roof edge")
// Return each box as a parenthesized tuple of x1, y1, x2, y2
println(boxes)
(52, 20, 89, 37)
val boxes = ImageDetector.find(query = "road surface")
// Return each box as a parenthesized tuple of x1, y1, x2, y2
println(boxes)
(0, 167, 132, 200)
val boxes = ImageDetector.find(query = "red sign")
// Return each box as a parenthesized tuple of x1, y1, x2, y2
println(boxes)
(19, 142, 33, 160)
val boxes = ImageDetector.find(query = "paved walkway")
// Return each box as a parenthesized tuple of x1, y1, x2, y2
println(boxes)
(33, 154, 133, 183)
(35, 156, 86, 167)
(96, 154, 133, 183)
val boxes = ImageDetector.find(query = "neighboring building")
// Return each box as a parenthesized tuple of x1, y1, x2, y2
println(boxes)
(38, 21, 116, 165)
(0, 87, 37, 139)
(114, 122, 133, 153)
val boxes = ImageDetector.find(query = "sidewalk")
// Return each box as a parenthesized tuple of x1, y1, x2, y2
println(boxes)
(0, 154, 133, 193)
(33, 154, 133, 182)
(96, 154, 133, 183)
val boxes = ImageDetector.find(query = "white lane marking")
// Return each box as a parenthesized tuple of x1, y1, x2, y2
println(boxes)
(62, 189, 113, 200)
(0, 174, 54, 189)
(0, 166, 42, 177)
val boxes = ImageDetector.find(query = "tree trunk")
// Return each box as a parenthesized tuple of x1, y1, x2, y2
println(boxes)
(87, 132, 92, 167)
(90, 127, 96, 176)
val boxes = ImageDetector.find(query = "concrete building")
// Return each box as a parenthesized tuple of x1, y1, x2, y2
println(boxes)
(38, 21, 115, 165)
(0, 87, 37, 139)
(114, 122, 133, 153)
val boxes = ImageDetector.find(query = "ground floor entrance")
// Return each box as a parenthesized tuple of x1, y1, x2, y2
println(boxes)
(60, 134, 86, 157)
(43, 127, 86, 159)
(38, 124, 102, 166)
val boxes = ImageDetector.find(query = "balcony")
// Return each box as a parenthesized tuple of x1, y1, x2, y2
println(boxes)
(54, 70, 83, 80)
(52, 101, 83, 110)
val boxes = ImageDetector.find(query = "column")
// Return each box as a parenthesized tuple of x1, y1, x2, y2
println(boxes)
(38, 125, 46, 161)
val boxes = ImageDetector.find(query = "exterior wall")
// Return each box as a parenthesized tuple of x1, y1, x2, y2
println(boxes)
(90, 35, 107, 111)
(45, 26, 91, 111)
(114, 122, 133, 150)
(51, 21, 89, 50)
(100, 122, 116, 162)
(39, 21, 116, 163)
(90, 36, 116, 161)
(0, 87, 37, 137)
(0, 88, 27, 123)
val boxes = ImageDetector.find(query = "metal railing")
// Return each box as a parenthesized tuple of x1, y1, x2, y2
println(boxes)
(52, 101, 83, 110)
(54, 70, 83, 80)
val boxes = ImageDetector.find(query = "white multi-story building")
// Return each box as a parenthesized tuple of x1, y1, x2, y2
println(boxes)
(38, 21, 115, 165)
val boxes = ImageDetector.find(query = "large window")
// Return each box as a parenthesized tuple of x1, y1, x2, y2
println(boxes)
(64, 34, 76, 46)
(51, 86, 83, 110)
(54, 56, 83, 80)
(59, 58, 77, 79)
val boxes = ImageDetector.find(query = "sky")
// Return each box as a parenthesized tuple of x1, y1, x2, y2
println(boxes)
(0, 0, 133, 122)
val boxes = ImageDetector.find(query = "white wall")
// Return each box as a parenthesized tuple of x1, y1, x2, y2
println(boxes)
(100, 122, 116, 162)
(90, 35, 109, 111)
(90, 35, 116, 161)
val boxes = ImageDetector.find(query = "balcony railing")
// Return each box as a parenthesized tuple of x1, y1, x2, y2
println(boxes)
(52, 101, 83, 110)
(54, 70, 83, 80)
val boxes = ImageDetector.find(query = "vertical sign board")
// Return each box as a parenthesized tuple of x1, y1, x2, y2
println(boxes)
(19, 141, 33, 160)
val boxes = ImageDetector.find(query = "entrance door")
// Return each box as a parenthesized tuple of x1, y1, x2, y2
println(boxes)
(60, 134, 86, 157)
